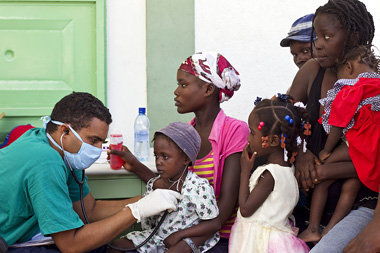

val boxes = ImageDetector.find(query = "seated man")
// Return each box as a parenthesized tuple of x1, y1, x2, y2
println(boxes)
(0, 92, 180, 252)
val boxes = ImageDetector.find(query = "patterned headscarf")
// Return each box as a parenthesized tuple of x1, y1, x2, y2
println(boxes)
(178, 52, 241, 103)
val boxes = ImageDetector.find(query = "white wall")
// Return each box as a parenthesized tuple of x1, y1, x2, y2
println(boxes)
(107, 0, 146, 148)
(106, 0, 380, 146)
(194, 0, 380, 122)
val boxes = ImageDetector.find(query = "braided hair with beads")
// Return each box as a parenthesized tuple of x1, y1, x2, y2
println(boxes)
(252, 97, 310, 163)
(310, 0, 375, 58)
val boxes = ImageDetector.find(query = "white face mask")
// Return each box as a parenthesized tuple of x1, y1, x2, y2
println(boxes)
(42, 116, 102, 170)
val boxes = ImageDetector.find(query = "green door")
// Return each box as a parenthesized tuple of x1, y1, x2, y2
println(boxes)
(0, 0, 106, 141)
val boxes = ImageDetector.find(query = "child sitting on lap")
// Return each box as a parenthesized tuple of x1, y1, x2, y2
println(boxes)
(299, 45, 380, 242)
(109, 122, 220, 253)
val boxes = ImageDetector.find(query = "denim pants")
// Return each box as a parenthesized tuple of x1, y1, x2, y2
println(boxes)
(310, 207, 374, 253)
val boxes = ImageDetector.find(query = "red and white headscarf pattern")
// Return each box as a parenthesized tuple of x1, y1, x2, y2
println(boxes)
(179, 52, 241, 103)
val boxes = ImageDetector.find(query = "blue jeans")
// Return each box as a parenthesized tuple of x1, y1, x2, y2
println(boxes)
(310, 207, 374, 253)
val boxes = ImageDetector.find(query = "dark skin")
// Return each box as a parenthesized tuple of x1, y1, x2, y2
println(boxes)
(300, 58, 376, 243)
(288, 13, 356, 191)
(111, 70, 241, 252)
(109, 136, 220, 252)
(239, 113, 288, 218)
(344, 186, 380, 253)
(290, 41, 313, 69)
(320, 58, 375, 161)
(299, 144, 361, 243)
(46, 118, 140, 252)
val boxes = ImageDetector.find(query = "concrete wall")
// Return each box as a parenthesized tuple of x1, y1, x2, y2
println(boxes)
(107, 0, 380, 149)
(107, 0, 146, 148)
(195, 0, 380, 122)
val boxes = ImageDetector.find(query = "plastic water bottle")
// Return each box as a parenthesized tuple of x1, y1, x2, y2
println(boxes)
(134, 107, 150, 161)
(109, 129, 124, 170)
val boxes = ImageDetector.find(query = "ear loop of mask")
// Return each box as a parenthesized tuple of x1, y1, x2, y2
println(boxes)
(60, 128, 89, 223)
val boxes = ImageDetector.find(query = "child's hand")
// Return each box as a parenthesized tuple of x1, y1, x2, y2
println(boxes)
(318, 149, 331, 162)
(108, 145, 140, 172)
(241, 143, 257, 174)
(163, 230, 183, 248)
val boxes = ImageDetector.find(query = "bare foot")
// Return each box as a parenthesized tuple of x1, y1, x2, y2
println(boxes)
(299, 226, 322, 243)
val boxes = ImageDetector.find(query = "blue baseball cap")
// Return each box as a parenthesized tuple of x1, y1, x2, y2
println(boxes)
(280, 14, 314, 47)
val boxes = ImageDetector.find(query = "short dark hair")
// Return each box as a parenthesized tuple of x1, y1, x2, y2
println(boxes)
(311, 0, 375, 58)
(46, 92, 112, 133)
(336, 45, 380, 73)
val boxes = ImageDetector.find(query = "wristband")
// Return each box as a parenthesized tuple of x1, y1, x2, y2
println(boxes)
(183, 238, 200, 253)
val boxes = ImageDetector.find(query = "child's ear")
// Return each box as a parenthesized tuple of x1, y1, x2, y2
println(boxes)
(346, 62, 354, 76)
(270, 135, 280, 147)
(184, 156, 191, 166)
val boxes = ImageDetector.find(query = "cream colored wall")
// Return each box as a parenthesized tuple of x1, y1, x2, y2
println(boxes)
(106, 0, 380, 149)
(194, 0, 380, 122)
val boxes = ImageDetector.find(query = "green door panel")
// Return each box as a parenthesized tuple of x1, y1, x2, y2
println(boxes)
(146, 0, 194, 139)
(87, 175, 145, 199)
(0, 0, 106, 141)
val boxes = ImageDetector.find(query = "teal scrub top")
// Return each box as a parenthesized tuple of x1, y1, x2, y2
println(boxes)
(0, 128, 90, 245)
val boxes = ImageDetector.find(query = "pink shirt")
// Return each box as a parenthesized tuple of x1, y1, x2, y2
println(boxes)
(190, 109, 249, 238)
(190, 109, 249, 196)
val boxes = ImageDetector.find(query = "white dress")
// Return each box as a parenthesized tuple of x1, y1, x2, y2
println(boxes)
(229, 164, 309, 253)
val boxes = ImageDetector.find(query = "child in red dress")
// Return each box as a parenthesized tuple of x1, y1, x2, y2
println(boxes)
(299, 45, 380, 243)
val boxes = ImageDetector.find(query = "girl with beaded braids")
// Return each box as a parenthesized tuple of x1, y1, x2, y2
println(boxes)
(229, 97, 310, 253)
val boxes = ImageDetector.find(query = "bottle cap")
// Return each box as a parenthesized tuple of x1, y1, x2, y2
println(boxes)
(138, 107, 146, 114)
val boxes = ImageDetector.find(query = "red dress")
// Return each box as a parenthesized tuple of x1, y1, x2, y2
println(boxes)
(325, 73, 380, 192)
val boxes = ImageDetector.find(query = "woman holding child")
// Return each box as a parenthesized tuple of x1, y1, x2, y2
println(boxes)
(288, 0, 379, 252)
(112, 52, 249, 252)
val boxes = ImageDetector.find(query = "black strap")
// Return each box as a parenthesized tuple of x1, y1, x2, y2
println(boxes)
(306, 67, 327, 156)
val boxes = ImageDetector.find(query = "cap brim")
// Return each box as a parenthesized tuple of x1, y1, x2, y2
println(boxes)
(280, 35, 311, 47)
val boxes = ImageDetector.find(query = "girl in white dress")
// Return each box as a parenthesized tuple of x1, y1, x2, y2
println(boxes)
(229, 96, 310, 253)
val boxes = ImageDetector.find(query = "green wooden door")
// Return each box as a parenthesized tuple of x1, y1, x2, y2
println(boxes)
(0, 0, 105, 141)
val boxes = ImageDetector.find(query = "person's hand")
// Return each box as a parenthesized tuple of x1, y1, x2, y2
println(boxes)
(343, 217, 380, 253)
(318, 149, 331, 162)
(294, 149, 318, 191)
(126, 189, 181, 222)
(163, 230, 184, 248)
(109, 145, 140, 172)
(241, 143, 257, 174)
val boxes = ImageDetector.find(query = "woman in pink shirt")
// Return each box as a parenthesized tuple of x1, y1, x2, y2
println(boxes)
(112, 52, 249, 252)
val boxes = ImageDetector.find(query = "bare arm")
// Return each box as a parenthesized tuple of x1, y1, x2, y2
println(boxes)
(323, 126, 343, 154)
(239, 169, 274, 217)
(287, 59, 319, 103)
(73, 193, 141, 222)
(238, 144, 274, 217)
(51, 207, 136, 253)
(177, 152, 242, 251)
(163, 217, 221, 249)
(110, 146, 156, 183)
(316, 161, 357, 182)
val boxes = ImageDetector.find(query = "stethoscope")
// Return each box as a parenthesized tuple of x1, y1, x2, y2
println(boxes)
(65, 145, 180, 252)
(69, 166, 169, 252)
